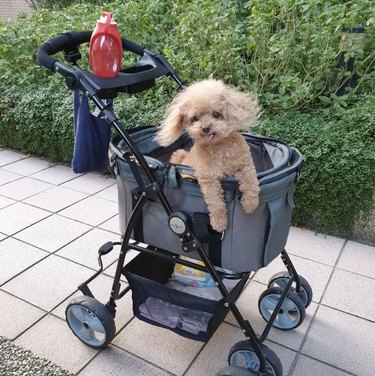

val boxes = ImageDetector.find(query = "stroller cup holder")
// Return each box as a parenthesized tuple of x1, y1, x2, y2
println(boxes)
(78, 51, 172, 98)
(37, 30, 183, 98)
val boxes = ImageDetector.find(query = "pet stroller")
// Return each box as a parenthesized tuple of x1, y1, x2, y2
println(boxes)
(37, 31, 312, 376)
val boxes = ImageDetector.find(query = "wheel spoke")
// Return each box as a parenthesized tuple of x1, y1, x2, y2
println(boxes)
(231, 351, 259, 371)
(282, 298, 298, 312)
(78, 326, 92, 342)
(71, 306, 88, 323)
(243, 352, 259, 370)
(277, 312, 295, 328)
(262, 296, 278, 310)
(89, 318, 105, 334)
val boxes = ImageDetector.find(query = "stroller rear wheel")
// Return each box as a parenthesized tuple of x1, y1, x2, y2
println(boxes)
(268, 272, 313, 308)
(228, 341, 282, 376)
(65, 295, 116, 349)
(258, 287, 305, 330)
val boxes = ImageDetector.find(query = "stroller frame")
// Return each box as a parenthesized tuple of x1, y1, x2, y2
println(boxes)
(38, 31, 310, 376)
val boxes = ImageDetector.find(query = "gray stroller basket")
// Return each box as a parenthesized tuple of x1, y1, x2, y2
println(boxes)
(112, 127, 302, 273)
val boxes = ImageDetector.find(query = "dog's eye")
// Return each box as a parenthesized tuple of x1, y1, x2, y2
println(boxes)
(212, 111, 221, 119)
(191, 116, 199, 122)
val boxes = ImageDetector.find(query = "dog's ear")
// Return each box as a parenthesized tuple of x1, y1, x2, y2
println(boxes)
(155, 95, 185, 146)
(222, 88, 261, 131)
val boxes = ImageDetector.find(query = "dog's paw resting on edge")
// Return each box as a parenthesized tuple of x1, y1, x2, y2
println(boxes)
(155, 79, 261, 232)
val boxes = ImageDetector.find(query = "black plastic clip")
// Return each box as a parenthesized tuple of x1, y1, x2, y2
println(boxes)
(64, 47, 81, 65)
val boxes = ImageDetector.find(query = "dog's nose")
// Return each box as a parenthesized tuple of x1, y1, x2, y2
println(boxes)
(202, 126, 211, 134)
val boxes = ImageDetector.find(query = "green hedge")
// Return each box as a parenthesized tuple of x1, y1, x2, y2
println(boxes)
(0, 0, 374, 238)
(254, 97, 375, 237)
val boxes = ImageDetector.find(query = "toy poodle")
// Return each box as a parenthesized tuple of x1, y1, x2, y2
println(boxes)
(155, 79, 260, 232)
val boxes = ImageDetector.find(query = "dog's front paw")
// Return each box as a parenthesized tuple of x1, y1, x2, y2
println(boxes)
(170, 149, 187, 164)
(209, 208, 228, 232)
(241, 194, 259, 214)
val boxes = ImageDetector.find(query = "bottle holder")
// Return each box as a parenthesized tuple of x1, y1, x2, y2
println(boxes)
(122, 253, 247, 342)
(83, 52, 169, 98)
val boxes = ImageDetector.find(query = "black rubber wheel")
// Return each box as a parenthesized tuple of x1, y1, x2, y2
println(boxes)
(258, 287, 305, 330)
(268, 272, 313, 308)
(65, 295, 116, 349)
(228, 341, 283, 376)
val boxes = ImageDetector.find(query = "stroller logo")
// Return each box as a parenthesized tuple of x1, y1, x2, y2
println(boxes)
(169, 217, 186, 235)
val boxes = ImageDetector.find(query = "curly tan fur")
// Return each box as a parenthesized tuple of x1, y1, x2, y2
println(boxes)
(156, 79, 261, 232)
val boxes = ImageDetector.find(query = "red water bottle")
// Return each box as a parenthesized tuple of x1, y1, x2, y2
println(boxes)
(89, 12, 123, 78)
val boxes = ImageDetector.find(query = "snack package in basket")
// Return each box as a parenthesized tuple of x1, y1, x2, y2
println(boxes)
(172, 256, 216, 287)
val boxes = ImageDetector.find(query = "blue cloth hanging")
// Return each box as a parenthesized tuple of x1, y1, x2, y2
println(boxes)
(72, 90, 112, 173)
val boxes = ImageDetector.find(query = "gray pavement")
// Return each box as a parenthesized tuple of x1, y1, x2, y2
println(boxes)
(0, 148, 374, 376)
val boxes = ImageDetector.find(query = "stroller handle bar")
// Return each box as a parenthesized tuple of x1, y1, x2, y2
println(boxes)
(37, 31, 145, 72)
(37, 31, 184, 95)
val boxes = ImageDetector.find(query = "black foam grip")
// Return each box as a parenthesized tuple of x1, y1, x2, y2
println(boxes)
(37, 31, 91, 70)
(122, 38, 145, 56)
(37, 30, 146, 71)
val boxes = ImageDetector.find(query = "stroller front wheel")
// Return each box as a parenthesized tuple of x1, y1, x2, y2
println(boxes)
(65, 295, 116, 349)
(228, 341, 282, 376)
(268, 272, 313, 308)
(258, 287, 305, 330)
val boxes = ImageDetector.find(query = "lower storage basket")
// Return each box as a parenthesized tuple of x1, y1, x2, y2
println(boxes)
(123, 253, 247, 342)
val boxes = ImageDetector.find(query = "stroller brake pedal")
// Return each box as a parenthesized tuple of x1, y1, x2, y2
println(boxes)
(99, 242, 115, 255)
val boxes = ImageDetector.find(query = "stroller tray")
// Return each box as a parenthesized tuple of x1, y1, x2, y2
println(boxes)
(123, 253, 246, 342)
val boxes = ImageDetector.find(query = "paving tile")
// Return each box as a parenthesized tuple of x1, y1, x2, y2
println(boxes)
(292, 355, 353, 376)
(0, 237, 48, 285)
(0, 150, 28, 166)
(15, 314, 98, 374)
(56, 227, 121, 270)
(2, 254, 94, 311)
(225, 280, 318, 351)
(114, 319, 204, 375)
(52, 273, 133, 334)
(302, 305, 375, 375)
(14, 215, 91, 252)
(2, 156, 54, 176)
(58, 196, 118, 226)
(286, 227, 345, 266)
(24, 186, 88, 213)
(61, 173, 115, 195)
(98, 214, 121, 234)
(0, 195, 15, 209)
(0, 169, 22, 186)
(79, 346, 171, 376)
(185, 322, 296, 376)
(0, 202, 51, 235)
(253, 254, 333, 303)
(0, 177, 53, 200)
(94, 182, 118, 202)
(30, 164, 81, 185)
(322, 269, 375, 321)
(0, 290, 46, 339)
(337, 241, 375, 279)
